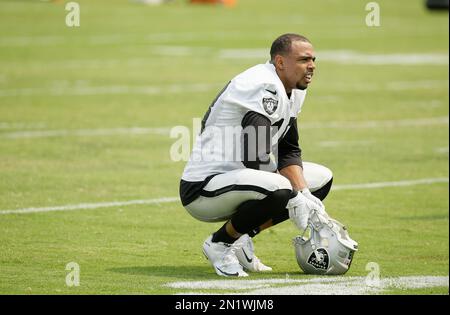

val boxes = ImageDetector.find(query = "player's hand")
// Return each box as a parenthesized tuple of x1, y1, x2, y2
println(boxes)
(300, 188, 325, 212)
(287, 192, 320, 231)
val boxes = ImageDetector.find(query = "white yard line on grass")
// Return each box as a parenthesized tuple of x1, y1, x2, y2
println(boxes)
(318, 51, 449, 66)
(1, 116, 448, 139)
(318, 140, 374, 147)
(0, 36, 66, 47)
(301, 116, 449, 129)
(435, 146, 449, 154)
(0, 177, 447, 215)
(0, 83, 221, 97)
(0, 30, 402, 48)
(387, 80, 450, 91)
(1, 127, 172, 139)
(0, 122, 47, 130)
(1, 46, 448, 67)
(219, 49, 449, 65)
(0, 197, 179, 215)
(1, 80, 444, 96)
(332, 177, 449, 191)
(0, 32, 258, 47)
(166, 276, 449, 295)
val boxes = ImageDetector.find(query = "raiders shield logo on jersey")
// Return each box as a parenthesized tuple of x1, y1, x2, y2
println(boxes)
(262, 97, 278, 115)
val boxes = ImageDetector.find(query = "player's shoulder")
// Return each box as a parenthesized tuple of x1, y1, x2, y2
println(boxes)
(233, 63, 280, 89)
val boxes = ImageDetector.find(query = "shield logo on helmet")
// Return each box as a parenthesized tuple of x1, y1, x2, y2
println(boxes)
(307, 248, 330, 270)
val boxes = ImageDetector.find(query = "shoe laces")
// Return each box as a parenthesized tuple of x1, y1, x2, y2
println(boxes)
(220, 244, 240, 268)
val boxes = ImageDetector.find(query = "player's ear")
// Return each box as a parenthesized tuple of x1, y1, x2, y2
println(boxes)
(275, 55, 284, 70)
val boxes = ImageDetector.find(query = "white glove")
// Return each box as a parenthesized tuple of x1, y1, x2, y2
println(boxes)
(287, 192, 321, 231)
(300, 188, 325, 212)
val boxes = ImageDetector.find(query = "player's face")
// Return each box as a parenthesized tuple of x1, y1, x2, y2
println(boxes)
(284, 41, 316, 91)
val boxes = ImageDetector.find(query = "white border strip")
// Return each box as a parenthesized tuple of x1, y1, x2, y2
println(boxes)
(0, 177, 447, 215)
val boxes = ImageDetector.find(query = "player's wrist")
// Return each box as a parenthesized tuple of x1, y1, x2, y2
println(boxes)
(300, 188, 311, 195)
(287, 192, 305, 208)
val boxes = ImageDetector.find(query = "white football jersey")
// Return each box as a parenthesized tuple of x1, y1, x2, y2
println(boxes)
(182, 62, 307, 182)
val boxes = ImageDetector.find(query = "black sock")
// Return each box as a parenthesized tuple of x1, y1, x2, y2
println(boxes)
(247, 227, 260, 238)
(211, 222, 238, 244)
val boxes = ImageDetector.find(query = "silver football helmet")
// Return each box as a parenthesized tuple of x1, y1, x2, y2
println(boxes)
(292, 210, 358, 275)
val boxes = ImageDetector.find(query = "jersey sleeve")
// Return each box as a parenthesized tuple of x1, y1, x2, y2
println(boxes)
(240, 111, 276, 171)
(224, 79, 282, 125)
(277, 118, 303, 170)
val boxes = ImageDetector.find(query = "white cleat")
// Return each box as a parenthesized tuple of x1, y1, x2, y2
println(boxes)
(234, 234, 272, 272)
(202, 235, 248, 277)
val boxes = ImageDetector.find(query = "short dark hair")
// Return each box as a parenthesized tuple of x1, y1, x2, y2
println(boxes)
(270, 33, 311, 62)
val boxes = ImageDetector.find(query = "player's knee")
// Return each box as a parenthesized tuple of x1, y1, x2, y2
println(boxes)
(274, 174, 292, 191)
(313, 164, 333, 186)
(267, 189, 291, 210)
(276, 189, 292, 207)
(305, 162, 333, 190)
(321, 166, 333, 184)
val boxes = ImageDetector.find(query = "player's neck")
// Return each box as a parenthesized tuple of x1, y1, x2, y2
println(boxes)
(274, 66, 293, 97)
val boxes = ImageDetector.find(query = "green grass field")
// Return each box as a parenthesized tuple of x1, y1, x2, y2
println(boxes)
(0, 0, 448, 295)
